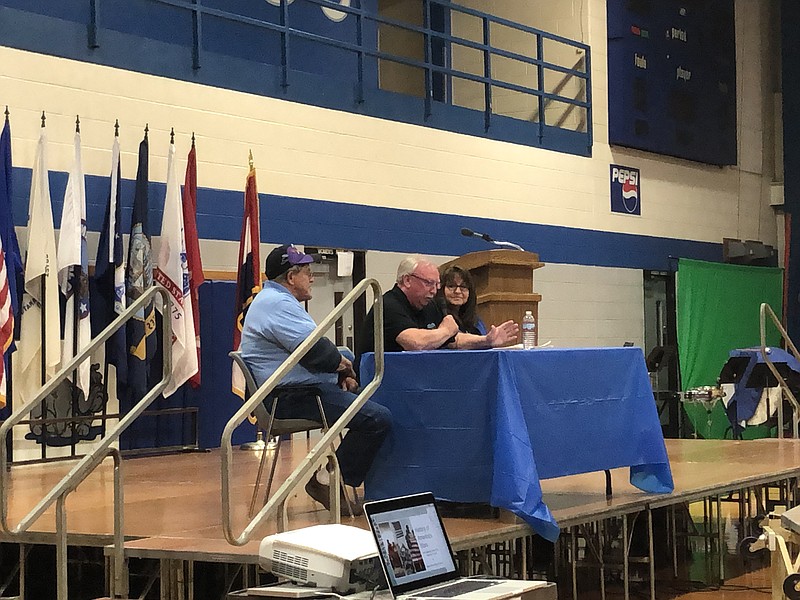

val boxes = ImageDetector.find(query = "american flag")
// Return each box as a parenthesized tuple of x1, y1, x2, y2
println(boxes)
(0, 237, 13, 406)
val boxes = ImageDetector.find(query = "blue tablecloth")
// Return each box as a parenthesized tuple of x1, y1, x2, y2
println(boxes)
(724, 347, 800, 429)
(360, 347, 674, 542)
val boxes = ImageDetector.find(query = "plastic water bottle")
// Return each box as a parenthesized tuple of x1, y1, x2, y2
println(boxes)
(522, 310, 536, 349)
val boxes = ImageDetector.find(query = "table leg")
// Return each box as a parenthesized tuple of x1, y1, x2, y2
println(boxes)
(599, 520, 605, 600)
(717, 495, 724, 584)
(160, 558, 168, 600)
(188, 560, 194, 600)
(622, 515, 629, 600)
(18, 543, 25, 600)
(571, 526, 577, 600)
(670, 505, 678, 578)
(177, 559, 185, 600)
(648, 507, 655, 600)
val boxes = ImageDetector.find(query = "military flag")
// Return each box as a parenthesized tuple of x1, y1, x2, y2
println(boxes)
(89, 127, 127, 383)
(154, 138, 198, 396)
(125, 131, 156, 404)
(181, 136, 203, 387)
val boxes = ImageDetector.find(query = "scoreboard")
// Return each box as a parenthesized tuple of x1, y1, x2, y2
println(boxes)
(606, 0, 737, 166)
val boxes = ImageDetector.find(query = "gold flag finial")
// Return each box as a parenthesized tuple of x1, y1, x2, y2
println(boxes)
(248, 149, 254, 170)
(75, 115, 80, 134)
(114, 119, 119, 137)
(41, 111, 46, 128)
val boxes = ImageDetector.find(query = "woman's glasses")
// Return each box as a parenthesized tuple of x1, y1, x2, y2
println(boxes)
(445, 284, 469, 292)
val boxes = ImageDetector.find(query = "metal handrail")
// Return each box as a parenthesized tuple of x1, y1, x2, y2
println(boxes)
(221, 278, 384, 546)
(121, 0, 591, 140)
(759, 302, 800, 439)
(0, 284, 174, 600)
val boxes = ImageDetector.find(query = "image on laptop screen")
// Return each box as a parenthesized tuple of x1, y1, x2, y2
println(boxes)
(366, 495, 457, 590)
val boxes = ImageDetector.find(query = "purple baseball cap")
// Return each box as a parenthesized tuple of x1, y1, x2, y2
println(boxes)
(265, 244, 317, 280)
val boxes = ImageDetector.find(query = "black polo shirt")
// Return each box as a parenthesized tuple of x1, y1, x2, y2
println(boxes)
(356, 285, 450, 374)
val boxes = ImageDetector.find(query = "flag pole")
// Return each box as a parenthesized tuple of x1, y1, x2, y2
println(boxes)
(2, 106, 11, 465)
(39, 111, 47, 459)
(70, 115, 81, 455)
(100, 119, 120, 440)
(239, 150, 268, 451)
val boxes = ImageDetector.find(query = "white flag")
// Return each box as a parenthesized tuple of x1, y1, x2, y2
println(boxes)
(17, 128, 60, 405)
(154, 141, 198, 396)
(57, 130, 92, 397)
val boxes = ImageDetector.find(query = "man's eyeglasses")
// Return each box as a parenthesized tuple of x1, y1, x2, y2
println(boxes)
(409, 273, 441, 290)
(444, 284, 469, 292)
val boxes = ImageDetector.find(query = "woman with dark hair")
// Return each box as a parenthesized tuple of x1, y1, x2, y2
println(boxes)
(438, 265, 487, 335)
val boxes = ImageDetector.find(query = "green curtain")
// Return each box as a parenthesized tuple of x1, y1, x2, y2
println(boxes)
(677, 259, 783, 438)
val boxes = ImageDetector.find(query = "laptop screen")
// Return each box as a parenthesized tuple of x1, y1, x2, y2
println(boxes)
(364, 493, 458, 596)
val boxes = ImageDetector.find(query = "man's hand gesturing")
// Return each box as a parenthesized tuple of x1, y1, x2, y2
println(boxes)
(486, 320, 519, 348)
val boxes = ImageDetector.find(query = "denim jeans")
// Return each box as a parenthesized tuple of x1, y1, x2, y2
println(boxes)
(272, 381, 391, 487)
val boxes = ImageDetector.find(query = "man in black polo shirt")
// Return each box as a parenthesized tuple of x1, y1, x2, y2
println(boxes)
(356, 256, 518, 371)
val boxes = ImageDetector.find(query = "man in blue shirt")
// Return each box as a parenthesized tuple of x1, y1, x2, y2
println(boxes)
(241, 245, 390, 515)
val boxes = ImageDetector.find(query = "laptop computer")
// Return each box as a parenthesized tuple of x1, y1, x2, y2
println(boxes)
(364, 492, 552, 600)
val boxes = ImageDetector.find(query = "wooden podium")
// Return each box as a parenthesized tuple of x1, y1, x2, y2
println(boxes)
(440, 249, 544, 331)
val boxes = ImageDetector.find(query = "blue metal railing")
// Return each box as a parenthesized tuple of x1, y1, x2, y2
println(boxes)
(97, 0, 592, 145)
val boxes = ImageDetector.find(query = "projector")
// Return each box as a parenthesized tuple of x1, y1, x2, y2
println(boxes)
(259, 524, 380, 594)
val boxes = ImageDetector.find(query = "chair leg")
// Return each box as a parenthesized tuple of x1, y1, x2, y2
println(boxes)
(327, 456, 342, 524)
(249, 437, 272, 518)
(260, 437, 284, 513)
(250, 436, 282, 519)
(327, 452, 354, 519)
(313, 395, 358, 519)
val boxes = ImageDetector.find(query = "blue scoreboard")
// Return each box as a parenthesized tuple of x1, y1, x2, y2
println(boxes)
(606, 0, 737, 166)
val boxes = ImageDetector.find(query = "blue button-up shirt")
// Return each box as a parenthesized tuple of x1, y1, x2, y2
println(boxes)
(240, 281, 337, 387)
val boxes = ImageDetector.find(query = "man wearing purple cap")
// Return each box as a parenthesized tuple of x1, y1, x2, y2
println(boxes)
(240, 244, 390, 516)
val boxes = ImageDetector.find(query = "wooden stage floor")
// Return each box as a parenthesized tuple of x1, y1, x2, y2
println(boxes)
(4, 437, 800, 557)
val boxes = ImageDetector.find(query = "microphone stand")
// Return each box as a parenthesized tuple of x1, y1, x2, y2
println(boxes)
(491, 240, 525, 251)
(461, 227, 525, 251)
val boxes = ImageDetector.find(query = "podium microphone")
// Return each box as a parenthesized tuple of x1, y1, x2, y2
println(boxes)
(460, 227, 492, 242)
(460, 227, 525, 251)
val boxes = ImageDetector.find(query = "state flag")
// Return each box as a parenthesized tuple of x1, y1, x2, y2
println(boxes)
(232, 162, 261, 398)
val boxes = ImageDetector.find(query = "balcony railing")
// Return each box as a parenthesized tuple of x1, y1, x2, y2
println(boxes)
(78, 0, 592, 152)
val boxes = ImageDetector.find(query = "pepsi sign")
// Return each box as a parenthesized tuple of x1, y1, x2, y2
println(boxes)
(610, 164, 641, 215)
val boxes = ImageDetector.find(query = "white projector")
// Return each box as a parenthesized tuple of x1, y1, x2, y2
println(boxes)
(259, 524, 380, 594)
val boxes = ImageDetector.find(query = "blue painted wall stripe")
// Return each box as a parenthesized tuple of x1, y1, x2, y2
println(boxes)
(10, 165, 719, 271)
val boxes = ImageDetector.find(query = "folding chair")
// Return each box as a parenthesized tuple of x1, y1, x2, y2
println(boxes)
(229, 351, 352, 524)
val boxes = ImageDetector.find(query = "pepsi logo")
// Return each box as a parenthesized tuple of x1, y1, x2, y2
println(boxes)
(610, 165, 641, 215)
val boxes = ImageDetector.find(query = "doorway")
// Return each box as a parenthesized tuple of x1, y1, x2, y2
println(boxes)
(643, 270, 683, 437)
